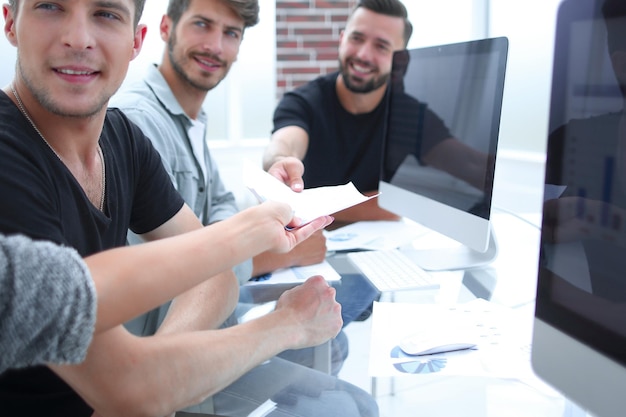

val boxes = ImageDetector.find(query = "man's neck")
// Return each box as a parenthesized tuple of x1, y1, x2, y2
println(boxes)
(3, 84, 104, 163)
(335, 74, 387, 115)
(158, 64, 207, 120)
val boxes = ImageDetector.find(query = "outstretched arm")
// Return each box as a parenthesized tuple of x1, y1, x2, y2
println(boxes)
(88, 201, 334, 333)
(263, 126, 309, 192)
(51, 276, 342, 417)
(422, 138, 493, 191)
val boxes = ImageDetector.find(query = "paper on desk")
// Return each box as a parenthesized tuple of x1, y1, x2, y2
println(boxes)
(368, 299, 559, 396)
(325, 219, 429, 251)
(243, 163, 377, 225)
(245, 259, 341, 286)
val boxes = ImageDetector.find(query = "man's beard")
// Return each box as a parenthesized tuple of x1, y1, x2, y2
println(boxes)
(167, 33, 225, 93)
(339, 59, 390, 94)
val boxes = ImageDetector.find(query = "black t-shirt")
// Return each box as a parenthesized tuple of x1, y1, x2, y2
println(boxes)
(0, 91, 185, 416)
(272, 72, 451, 192)
(273, 72, 387, 192)
(381, 90, 453, 182)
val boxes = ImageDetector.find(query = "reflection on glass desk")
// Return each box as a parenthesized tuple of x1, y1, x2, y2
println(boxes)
(327, 212, 596, 417)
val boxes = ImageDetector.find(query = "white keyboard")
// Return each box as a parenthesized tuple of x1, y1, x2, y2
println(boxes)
(347, 249, 440, 292)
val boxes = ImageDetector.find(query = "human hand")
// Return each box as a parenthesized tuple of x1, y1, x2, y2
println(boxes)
(243, 201, 333, 254)
(274, 275, 342, 349)
(267, 156, 305, 192)
(252, 229, 328, 276)
(282, 229, 327, 266)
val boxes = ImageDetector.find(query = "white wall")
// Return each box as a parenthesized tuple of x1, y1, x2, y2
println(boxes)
(0, 31, 16, 87)
(403, 0, 563, 154)
(1, 1, 560, 152)
(0, 1, 560, 213)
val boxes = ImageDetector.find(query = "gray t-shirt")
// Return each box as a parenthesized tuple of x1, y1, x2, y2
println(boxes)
(0, 234, 96, 373)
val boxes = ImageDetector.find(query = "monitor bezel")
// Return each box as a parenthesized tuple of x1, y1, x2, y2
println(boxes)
(532, 0, 626, 415)
(534, 0, 626, 371)
(377, 37, 508, 269)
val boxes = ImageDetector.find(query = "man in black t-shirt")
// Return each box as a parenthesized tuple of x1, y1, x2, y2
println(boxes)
(0, 1, 376, 416)
(264, 0, 491, 223)
(264, 0, 413, 223)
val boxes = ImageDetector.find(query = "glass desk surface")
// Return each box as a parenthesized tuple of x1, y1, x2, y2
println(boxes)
(324, 212, 594, 417)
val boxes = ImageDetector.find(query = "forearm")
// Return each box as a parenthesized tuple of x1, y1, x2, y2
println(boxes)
(262, 141, 293, 171)
(50, 313, 301, 417)
(86, 207, 277, 333)
(263, 126, 308, 171)
(156, 270, 239, 334)
(251, 229, 327, 276)
(252, 252, 289, 277)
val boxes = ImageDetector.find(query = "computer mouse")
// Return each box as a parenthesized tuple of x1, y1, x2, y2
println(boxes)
(399, 333, 477, 356)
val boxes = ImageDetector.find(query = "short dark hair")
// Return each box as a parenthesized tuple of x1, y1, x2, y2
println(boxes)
(353, 0, 413, 47)
(8, 0, 146, 27)
(167, 0, 259, 29)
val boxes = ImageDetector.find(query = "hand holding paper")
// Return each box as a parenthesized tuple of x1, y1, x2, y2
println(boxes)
(244, 163, 378, 225)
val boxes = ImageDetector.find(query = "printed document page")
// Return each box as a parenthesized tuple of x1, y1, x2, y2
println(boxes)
(243, 163, 377, 225)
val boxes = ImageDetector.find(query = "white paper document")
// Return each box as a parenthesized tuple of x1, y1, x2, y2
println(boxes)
(368, 299, 554, 395)
(245, 260, 341, 286)
(243, 163, 377, 224)
(325, 219, 430, 252)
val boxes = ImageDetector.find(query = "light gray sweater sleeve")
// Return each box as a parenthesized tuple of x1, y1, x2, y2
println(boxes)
(0, 234, 97, 373)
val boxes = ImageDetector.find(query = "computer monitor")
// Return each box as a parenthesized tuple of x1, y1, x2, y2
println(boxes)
(531, 0, 626, 415)
(378, 37, 508, 271)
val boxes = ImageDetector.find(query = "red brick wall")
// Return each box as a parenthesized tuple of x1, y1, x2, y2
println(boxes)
(275, 0, 357, 99)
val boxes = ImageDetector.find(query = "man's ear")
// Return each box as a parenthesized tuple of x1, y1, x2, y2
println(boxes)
(3, 4, 17, 47)
(130, 23, 148, 61)
(160, 14, 172, 42)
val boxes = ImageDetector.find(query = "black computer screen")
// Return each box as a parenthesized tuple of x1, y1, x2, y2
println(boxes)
(536, 0, 626, 367)
(380, 37, 508, 220)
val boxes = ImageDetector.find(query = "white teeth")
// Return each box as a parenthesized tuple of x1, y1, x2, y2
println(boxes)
(198, 58, 217, 67)
(58, 69, 93, 75)
(353, 64, 371, 73)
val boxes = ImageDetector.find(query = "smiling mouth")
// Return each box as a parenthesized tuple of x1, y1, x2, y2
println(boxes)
(55, 68, 98, 77)
(347, 59, 377, 78)
(352, 63, 372, 73)
(195, 55, 223, 70)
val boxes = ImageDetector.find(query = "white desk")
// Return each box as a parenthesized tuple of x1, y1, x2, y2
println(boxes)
(327, 211, 594, 417)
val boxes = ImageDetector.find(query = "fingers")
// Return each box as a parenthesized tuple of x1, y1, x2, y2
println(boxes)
(268, 157, 304, 192)
(305, 276, 343, 337)
(284, 163, 304, 192)
(258, 200, 294, 224)
(289, 216, 334, 244)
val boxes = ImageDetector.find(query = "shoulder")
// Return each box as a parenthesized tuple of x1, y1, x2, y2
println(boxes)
(285, 72, 338, 103)
(0, 90, 25, 133)
(275, 73, 338, 120)
(102, 108, 155, 157)
(111, 81, 167, 123)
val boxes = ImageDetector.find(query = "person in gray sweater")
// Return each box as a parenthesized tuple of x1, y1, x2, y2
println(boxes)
(0, 233, 96, 372)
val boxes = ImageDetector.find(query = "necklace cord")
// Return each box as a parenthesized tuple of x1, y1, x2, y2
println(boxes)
(10, 83, 106, 211)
